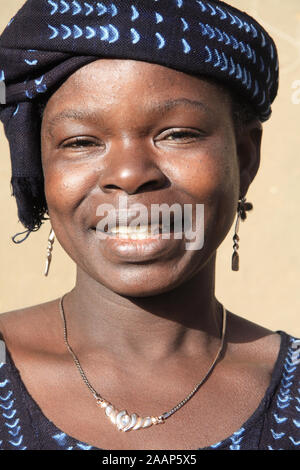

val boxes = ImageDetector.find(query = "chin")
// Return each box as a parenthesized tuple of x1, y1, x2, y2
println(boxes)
(89, 264, 190, 298)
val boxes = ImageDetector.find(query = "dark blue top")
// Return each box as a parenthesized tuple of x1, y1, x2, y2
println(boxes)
(0, 331, 299, 450)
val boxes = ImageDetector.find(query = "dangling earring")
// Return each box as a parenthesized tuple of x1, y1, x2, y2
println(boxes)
(231, 197, 253, 271)
(44, 228, 55, 276)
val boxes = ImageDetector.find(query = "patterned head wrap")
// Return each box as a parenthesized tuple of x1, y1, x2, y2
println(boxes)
(0, 0, 279, 235)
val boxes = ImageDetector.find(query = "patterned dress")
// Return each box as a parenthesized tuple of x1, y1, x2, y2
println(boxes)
(0, 331, 299, 450)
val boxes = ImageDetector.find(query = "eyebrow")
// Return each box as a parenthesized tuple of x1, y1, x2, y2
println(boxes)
(46, 109, 102, 136)
(46, 98, 210, 135)
(154, 98, 210, 114)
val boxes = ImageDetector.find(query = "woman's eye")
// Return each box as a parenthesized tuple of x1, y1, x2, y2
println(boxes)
(159, 130, 204, 143)
(62, 139, 100, 148)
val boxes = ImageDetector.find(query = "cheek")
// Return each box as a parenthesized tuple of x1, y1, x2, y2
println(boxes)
(175, 137, 240, 246)
(43, 159, 99, 216)
(42, 158, 100, 261)
(175, 137, 240, 201)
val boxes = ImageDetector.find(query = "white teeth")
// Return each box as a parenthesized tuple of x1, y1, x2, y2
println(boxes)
(114, 232, 156, 240)
(110, 224, 162, 236)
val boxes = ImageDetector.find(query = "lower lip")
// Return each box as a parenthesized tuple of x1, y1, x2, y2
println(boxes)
(93, 229, 184, 262)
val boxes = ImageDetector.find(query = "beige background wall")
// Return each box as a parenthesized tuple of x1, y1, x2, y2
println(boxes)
(0, 0, 299, 336)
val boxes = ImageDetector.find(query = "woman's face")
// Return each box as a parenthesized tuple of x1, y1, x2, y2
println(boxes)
(41, 59, 258, 296)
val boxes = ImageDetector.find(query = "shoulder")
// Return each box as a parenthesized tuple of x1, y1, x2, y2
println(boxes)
(225, 312, 283, 368)
(0, 298, 63, 356)
(222, 313, 298, 400)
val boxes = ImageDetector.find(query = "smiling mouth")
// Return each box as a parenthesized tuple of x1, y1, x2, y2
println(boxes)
(92, 213, 186, 239)
(93, 223, 177, 239)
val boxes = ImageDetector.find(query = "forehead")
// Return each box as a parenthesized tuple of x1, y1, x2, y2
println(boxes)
(45, 59, 231, 109)
(42, 59, 234, 136)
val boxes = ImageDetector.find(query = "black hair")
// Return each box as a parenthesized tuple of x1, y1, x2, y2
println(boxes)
(37, 99, 48, 121)
(231, 92, 258, 134)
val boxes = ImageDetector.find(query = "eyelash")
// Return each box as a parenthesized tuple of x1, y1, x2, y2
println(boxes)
(62, 138, 98, 148)
(163, 131, 202, 141)
(62, 130, 203, 148)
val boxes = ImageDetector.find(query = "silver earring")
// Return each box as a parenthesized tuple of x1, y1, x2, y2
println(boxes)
(44, 228, 55, 276)
(231, 197, 253, 271)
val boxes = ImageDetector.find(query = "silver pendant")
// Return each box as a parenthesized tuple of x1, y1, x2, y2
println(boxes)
(96, 399, 164, 432)
(44, 228, 55, 276)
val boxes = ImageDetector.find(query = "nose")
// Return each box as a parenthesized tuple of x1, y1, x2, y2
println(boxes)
(98, 142, 168, 195)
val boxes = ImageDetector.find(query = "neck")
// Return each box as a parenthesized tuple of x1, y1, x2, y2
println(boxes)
(64, 255, 222, 363)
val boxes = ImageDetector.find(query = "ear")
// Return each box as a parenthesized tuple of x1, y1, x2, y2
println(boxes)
(236, 119, 262, 197)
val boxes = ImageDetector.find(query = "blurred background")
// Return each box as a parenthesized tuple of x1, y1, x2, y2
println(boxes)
(0, 0, 299, 335)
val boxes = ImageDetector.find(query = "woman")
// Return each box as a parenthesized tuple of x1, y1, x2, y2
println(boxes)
(0, 0, 299, 451)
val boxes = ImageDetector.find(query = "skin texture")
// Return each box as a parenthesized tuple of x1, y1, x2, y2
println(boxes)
(0, 60, 281, 450)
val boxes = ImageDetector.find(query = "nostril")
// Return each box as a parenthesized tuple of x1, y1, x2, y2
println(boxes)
(138, 180, 162, 193)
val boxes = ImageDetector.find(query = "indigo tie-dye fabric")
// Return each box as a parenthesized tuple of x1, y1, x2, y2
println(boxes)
(0, 331, 299, 450)
(0, 0, 279, 233)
